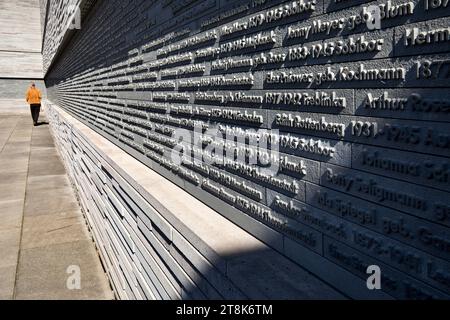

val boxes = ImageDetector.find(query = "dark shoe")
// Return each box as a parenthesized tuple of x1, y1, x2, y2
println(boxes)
(33, 122, 37, 126)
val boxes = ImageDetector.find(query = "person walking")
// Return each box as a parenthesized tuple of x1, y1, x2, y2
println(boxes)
(26, 83, 42, 126)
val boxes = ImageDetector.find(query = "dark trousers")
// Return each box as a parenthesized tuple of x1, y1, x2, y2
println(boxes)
(30, 104, 41, 124)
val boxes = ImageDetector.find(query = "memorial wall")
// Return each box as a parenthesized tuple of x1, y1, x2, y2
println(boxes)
(43, 0, 450, 299)
(41, 0, 97, 73)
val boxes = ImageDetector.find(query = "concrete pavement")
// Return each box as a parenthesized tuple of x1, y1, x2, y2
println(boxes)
(0, 110, 114, 300)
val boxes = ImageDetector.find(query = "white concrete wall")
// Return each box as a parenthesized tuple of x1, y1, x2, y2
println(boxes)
(0, 0, 44, 112)
(0, 0, 42, 53)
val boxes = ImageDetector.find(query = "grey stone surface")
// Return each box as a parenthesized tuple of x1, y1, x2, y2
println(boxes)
(351, 143, 450, 192)
(320, 163, 450, 226)
(305, 182, 450, 261)
(323, 236, 450, 299)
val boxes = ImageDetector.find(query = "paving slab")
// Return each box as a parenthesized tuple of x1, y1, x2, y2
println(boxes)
(21, 211, 91, 250)
(14, 240, 114, 300)
(26, 175, 73, 192)
(0, 171, 28, 186)
(27, 158, 67, 177)
(0, 265, 16, 300)
(24, 187, 80, 217)
(0, 100, 31, 115)
(0, 181, 26, 202)
(31, 136, 55, 148)
(0, 228, 20, 268)
(0, 200, 23, 231)
(0, 160, 29, 174)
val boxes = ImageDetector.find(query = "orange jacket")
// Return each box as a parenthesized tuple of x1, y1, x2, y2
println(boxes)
(26, 87, 42, 105)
